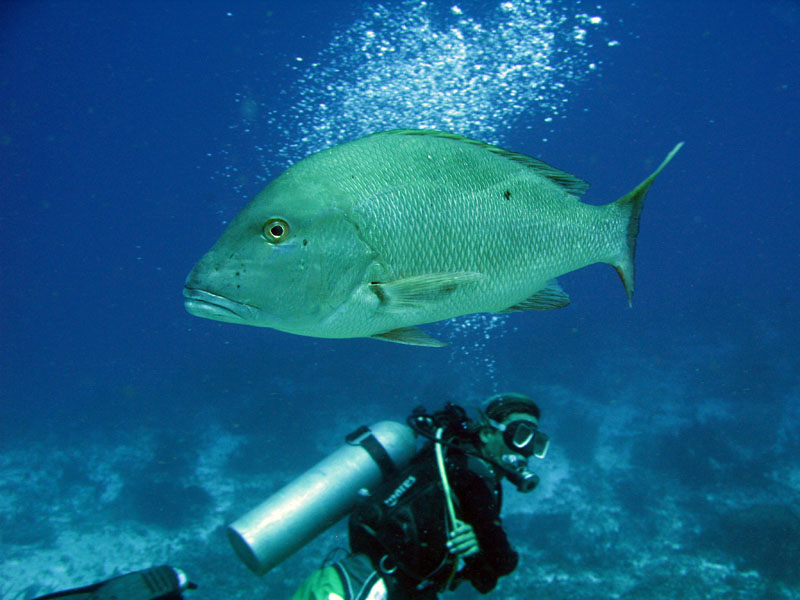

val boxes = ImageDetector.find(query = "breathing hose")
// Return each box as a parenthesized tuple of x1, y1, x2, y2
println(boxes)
(434, 427, 462, 589)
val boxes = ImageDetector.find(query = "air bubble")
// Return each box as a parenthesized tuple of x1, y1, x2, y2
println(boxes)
(237, 0, 609, 168)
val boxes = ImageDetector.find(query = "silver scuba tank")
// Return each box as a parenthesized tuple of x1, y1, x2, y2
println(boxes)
(227, 420, 417, 575)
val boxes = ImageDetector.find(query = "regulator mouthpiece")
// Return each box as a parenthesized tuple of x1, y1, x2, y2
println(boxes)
(501, 454, 540, 493)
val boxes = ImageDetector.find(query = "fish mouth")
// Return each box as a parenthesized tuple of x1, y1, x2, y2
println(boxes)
(183, 287, 260, 323)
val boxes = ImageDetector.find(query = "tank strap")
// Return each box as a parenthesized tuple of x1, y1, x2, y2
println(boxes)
(346, 426, 398, 479)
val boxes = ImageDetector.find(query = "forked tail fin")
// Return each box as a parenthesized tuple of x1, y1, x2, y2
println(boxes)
(614, 142, 684, 306)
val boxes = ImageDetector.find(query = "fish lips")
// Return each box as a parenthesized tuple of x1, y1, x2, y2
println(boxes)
(183, 287, 260, 324)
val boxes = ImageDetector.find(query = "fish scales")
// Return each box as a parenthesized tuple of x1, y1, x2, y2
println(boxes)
(314, 133, 608, 311)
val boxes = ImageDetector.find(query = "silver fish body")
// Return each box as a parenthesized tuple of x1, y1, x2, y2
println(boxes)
(184, 130, 682, 346)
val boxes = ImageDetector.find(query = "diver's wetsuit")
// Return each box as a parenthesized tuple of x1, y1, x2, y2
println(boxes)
(349, 443, 518, 599)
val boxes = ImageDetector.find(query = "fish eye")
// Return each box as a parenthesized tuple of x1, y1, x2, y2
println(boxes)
(262, 218, 289, 243)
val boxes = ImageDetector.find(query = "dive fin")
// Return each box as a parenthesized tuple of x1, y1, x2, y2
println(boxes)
(369, 272, 483, 309)
(500, 280, 571, 312)
(370, 326, 448, 347)
(32, 566, 195, 600)
(613, 142, 683, 306)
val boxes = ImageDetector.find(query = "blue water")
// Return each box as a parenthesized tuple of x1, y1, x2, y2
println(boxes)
(1, 1, 798, 598)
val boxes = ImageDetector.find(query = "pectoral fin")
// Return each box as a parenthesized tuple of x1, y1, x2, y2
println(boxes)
(369, 272, 484, 309)
(501, 280, 571, 312)
(370, 326, 448, 347)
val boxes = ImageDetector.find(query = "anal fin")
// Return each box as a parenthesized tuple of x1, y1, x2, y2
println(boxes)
(501, 280, 571, 312)
(370, 327, 448, 347)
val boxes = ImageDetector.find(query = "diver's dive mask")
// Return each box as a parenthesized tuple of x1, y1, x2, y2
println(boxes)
(487, 416, 550, 459)
(485, 416, 549, 493)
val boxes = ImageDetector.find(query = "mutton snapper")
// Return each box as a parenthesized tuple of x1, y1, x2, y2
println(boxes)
(184, 130, 682, 347)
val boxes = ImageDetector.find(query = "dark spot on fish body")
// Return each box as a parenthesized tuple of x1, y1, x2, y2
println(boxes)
(503, 189, 512, 200)
(303, 239, 308, 246)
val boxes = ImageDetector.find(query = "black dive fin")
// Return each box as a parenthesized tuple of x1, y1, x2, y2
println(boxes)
(34, 566, 196, 600)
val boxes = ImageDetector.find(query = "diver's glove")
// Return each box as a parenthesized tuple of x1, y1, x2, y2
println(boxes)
(446, 522, 480, 558)
(33, 566, 197, 600)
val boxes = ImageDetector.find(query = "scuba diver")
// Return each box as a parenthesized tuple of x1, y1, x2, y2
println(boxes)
(292, 392, 550, 600)
(31, 393, 549, 600)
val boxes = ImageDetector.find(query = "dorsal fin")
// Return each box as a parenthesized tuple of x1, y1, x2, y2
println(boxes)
(384, 129, 590, 198)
